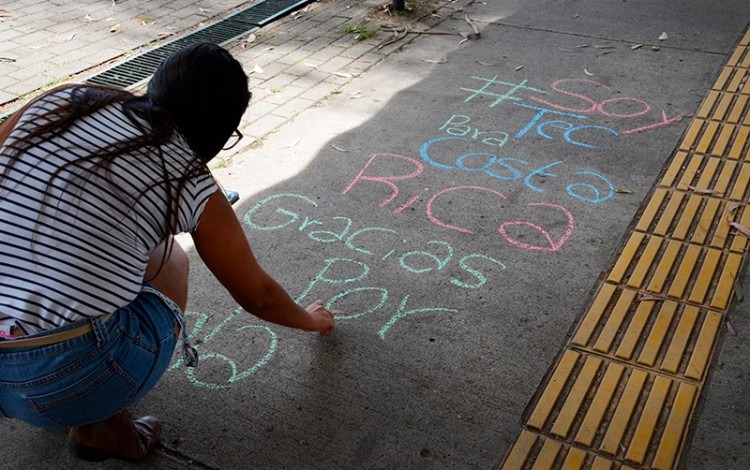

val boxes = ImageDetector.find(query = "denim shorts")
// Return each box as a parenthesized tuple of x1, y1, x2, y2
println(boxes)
(0, 285, 179, 430)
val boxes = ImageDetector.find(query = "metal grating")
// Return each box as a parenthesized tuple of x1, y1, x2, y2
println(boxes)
(87, 0, 312, 89)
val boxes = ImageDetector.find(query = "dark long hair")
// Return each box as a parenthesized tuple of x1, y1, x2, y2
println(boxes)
(0, 43, 251, 273)
(149, 42, 251, 160)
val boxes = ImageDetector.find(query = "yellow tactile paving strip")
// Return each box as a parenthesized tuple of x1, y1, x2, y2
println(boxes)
(500, 28, 750, 470)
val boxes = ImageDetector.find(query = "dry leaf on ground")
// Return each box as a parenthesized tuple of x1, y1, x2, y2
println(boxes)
(728, 221, 750, 238)
(639, 295, 661, 301)
(687, 185, 721, 195)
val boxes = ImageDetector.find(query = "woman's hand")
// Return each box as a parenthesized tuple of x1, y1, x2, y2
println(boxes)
(305, 300, 336, 336)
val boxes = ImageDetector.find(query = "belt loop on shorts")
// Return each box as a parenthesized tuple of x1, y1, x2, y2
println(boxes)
(91, 314, 109, 347)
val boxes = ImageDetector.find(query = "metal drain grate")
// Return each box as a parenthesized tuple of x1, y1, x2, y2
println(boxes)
(87, 0, 312, 89)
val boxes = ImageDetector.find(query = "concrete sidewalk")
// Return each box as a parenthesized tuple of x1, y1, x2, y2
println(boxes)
(0, 0, 253, 109)
(2, 0, 750, 468)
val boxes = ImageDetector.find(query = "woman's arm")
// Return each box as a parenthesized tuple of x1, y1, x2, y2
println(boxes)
(191, 189, 334, 335)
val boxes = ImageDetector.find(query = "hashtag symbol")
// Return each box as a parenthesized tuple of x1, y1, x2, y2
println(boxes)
(461, 76, 546, 108)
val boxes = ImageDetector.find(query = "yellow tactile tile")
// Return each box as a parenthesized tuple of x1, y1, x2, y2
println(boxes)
(729, 204, 750, 252)
(713, 93, 734, 121)
(593, 289, 637, 353)
(676, 156, 706, 190)
(625, 375, 671, 465)
(664, 243, 700, 298)
(684, 247, 738, 308)
(604, 233, 735, 305)
(673, 195, 704, 240)
(660, 306, 699, 373)
(660, 306, 719, 380)
(728, 162, 750, 200)
(573, 283, 617, 346)
(659, 152, 688, 187)
(715, 66, 750, 94)
(696, 120, 719, 154)
(696, 90, 719, 118)
(571, 285, 724, 381)
(710, 252, 743, 309)
(599, 369, 647, 455)
(646, 240, 681, 292)
(728, 125, 749, 159)
(712, 122, 735, 155)
(728, 46, 747, 67)
(653, 194, 685, 236)
(687, 249, 720, 303)
(591, 457, 613, 470)
(679, 119, 704, 152)
(729, 68, 750, 94)
(527, 350, 580, 430)
(551, 356, 602, 437)
(626, 236, 662, 289)
(713, 66, 733, 92)
(574, 362, 625, 447)
(615, 301, 656, 360)
(636, 188, 667, 232)
(728, 48, 744, 67)
(741, 49, 750, 68)
(685, 310, 722, 380)
(695, 156, 721, 188)
(638, 301, 678, 367)
(633, 189, 749, 251)
(727, 95, 748, 124)
(652, 383, 698, 470)
(666, 154, 748, 199)
(676, 120, 750, 162)
(608, 232, 646, 284)
(501, 27, 750, 470)
(503, 364, 700, 469)
(696, 197, 722, 246)
(503, 429, 538, 468)
(532, 438, 562, 469)
(501, 432, 643, 469)
(562, 447, 587, 468)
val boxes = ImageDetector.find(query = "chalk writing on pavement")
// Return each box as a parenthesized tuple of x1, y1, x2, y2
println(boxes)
(172, 74, 678, 388)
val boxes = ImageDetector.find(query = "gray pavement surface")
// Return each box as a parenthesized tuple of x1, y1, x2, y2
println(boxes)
(1, 0, 750, 468)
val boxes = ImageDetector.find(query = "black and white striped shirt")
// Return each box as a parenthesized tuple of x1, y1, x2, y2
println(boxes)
(0, 88, 217, 335)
